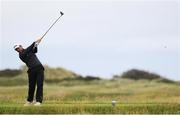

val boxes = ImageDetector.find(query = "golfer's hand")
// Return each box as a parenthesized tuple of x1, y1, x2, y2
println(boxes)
(35, 38, 42, 44)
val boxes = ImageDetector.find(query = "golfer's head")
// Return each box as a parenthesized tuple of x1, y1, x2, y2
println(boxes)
(14, 44, 23, 52)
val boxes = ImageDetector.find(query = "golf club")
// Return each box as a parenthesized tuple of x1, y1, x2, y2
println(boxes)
(33, 11, 64, 48)
(41, 11, 64, 40)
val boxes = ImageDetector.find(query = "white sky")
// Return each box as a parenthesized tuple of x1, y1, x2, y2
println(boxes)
(0, 0, 180, 80)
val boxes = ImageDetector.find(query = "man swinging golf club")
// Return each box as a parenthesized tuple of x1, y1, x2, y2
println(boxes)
(14, 11, 64, 106)
(14, 38, 44, 106)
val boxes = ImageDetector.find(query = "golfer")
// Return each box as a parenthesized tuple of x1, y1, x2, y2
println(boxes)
(14, 38, 44, 106)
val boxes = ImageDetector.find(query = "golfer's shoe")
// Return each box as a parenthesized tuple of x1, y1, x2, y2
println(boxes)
(34, 102, 41, 106)
(24, 101, 33, 106)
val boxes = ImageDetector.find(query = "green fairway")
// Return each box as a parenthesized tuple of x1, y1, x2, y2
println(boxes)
(0, 79, 180, 114)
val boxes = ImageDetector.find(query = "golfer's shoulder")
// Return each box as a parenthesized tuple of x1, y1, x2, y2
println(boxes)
(19, 50, 29, 56)
(19, 52, 24, 59)
(19, 51, 24, 57)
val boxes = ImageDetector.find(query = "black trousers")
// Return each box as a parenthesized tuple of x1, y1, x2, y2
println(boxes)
(27, 69, 44, 103)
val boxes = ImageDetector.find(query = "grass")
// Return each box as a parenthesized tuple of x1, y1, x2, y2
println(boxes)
(0, 79, 180, 114)
(1, 103, 180, 114)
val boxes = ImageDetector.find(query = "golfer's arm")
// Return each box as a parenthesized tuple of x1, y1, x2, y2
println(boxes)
(23, 42, 36, 55)
(23, 38, 41, 54)
(32, 38, 42, 53)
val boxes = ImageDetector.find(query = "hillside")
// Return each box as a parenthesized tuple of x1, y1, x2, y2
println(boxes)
(0, 65, 100, 86)
(0, 66, 177, 86)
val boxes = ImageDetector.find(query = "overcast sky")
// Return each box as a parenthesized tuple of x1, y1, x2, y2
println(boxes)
(0, 0, 180, 80)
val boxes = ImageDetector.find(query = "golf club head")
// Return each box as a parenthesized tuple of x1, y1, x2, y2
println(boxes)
(60, 11, 64, 16)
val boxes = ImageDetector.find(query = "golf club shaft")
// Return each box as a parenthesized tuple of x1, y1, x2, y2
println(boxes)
(41, 14, 63, 39)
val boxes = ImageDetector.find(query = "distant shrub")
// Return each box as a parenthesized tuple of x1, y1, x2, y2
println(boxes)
(0, 69, 22, 77)
(83, 76, 101, 81)
(113, 69, 175, 83)
(121, 69, 161, 80)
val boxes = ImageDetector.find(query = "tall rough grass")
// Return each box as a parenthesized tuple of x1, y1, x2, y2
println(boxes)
(0, 79, 180, 114)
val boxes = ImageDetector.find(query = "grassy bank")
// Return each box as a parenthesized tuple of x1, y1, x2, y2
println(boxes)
(0, 79, 180, 114)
